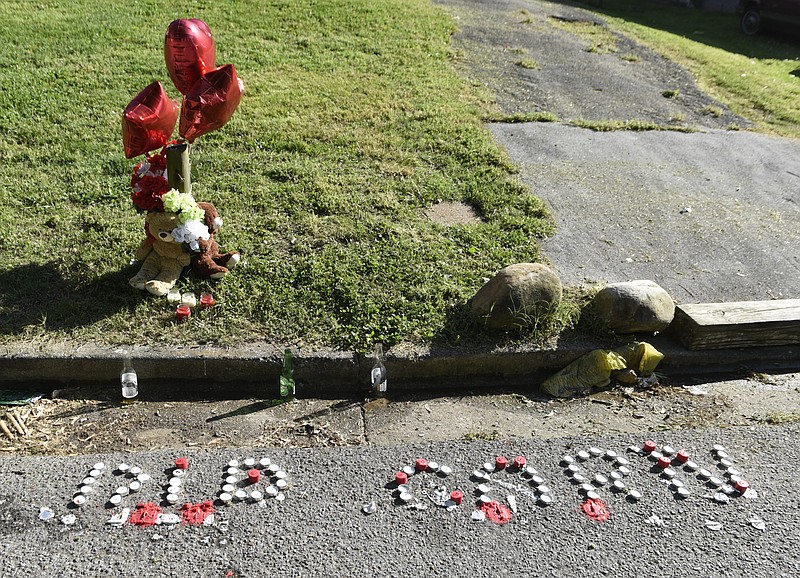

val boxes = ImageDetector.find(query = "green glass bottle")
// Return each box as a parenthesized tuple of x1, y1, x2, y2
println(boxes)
(279, 349, 295, 398)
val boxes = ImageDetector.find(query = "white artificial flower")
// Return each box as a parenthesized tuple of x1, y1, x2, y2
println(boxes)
(172, 219, 210, 252)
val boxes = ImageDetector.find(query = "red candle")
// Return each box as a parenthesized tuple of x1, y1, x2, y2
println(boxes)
(394, 471, 408, 485)
(176, 304, 191, 321)
(199, 293, 215, 309)
(175, 457, 188, 470)
(512, 456, 526, 470)
(450, 490, 463, 505)
(495, 456, 508, 470)
(415, 458, 428, 472)
(247, 469, 261, 484)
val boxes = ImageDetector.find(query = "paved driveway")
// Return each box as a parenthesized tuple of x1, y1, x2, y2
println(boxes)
(437, 0, 800, 303)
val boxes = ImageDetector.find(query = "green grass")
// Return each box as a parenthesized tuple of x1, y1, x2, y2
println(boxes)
(548, 17, 619, 55)
(0, 0, 555, 351)
(516, 57, 540, 70)
(589, 0, 800, 138)
(570, 119, 696, 132)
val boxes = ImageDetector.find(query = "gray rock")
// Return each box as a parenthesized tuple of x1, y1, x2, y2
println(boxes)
(592, 280, 675, 333)
(471, 263, 562, 330)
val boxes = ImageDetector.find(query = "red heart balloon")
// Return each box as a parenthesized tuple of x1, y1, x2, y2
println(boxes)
(179, 64, 244, 142)
(122, 81, 179, 159)
(164, 19, 216, 95)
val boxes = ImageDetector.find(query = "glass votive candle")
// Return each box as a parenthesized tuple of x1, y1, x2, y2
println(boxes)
(199, 293, 215, 309)
(175, 304, 191, 322)
(181, 293, 197, 309)
(166, 288, 182, 304)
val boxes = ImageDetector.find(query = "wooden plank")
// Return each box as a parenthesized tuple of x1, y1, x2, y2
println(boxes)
(670, 299, 800, 350)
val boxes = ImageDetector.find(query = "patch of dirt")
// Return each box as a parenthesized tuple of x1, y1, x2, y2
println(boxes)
(425, 201, 483, 225)
(3, 373, 796, 455)
(0, 391, 364, 456)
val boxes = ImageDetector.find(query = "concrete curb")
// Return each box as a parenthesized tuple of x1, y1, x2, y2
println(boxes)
(1, 337, 798, 397)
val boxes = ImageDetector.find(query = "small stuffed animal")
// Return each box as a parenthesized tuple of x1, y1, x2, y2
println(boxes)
(192, 201, 240, 279)
(129, 211, 192, 296)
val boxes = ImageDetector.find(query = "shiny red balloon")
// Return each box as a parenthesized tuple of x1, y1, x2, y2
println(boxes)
(179, 64, 244, 142)
(122, 81, 179, 159)
(164, 19, 216, 95)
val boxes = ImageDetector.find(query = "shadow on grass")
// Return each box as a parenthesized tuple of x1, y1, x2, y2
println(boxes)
(0, 262, 139, 335)
(548, 0, 799, 58)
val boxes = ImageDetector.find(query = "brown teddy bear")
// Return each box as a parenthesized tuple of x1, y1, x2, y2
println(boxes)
(129, 211, 192, 296)
(192, 201, 240, 279)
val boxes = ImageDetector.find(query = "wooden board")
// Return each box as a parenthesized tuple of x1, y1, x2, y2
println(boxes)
(670, 299, 800, 350)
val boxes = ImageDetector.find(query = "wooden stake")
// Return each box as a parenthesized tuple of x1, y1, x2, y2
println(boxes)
(0, 419, 14, 441)
(11, 410, 29, 436)
(166, 142, 192, 194)
(6, 412, 25, 436)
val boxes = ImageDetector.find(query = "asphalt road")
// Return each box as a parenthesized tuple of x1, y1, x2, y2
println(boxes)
(1, 423, 799, 577)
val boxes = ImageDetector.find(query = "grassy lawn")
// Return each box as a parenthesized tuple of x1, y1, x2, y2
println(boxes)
(591, 0, 800, 138)
(0, 0, 556, 351)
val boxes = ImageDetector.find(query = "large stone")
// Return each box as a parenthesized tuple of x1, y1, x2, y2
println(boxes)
(471, 263, 562, 330)
(592, 280, 675, 333)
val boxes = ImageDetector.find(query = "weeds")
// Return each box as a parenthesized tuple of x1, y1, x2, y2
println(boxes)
(516, 58, 540, 70)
